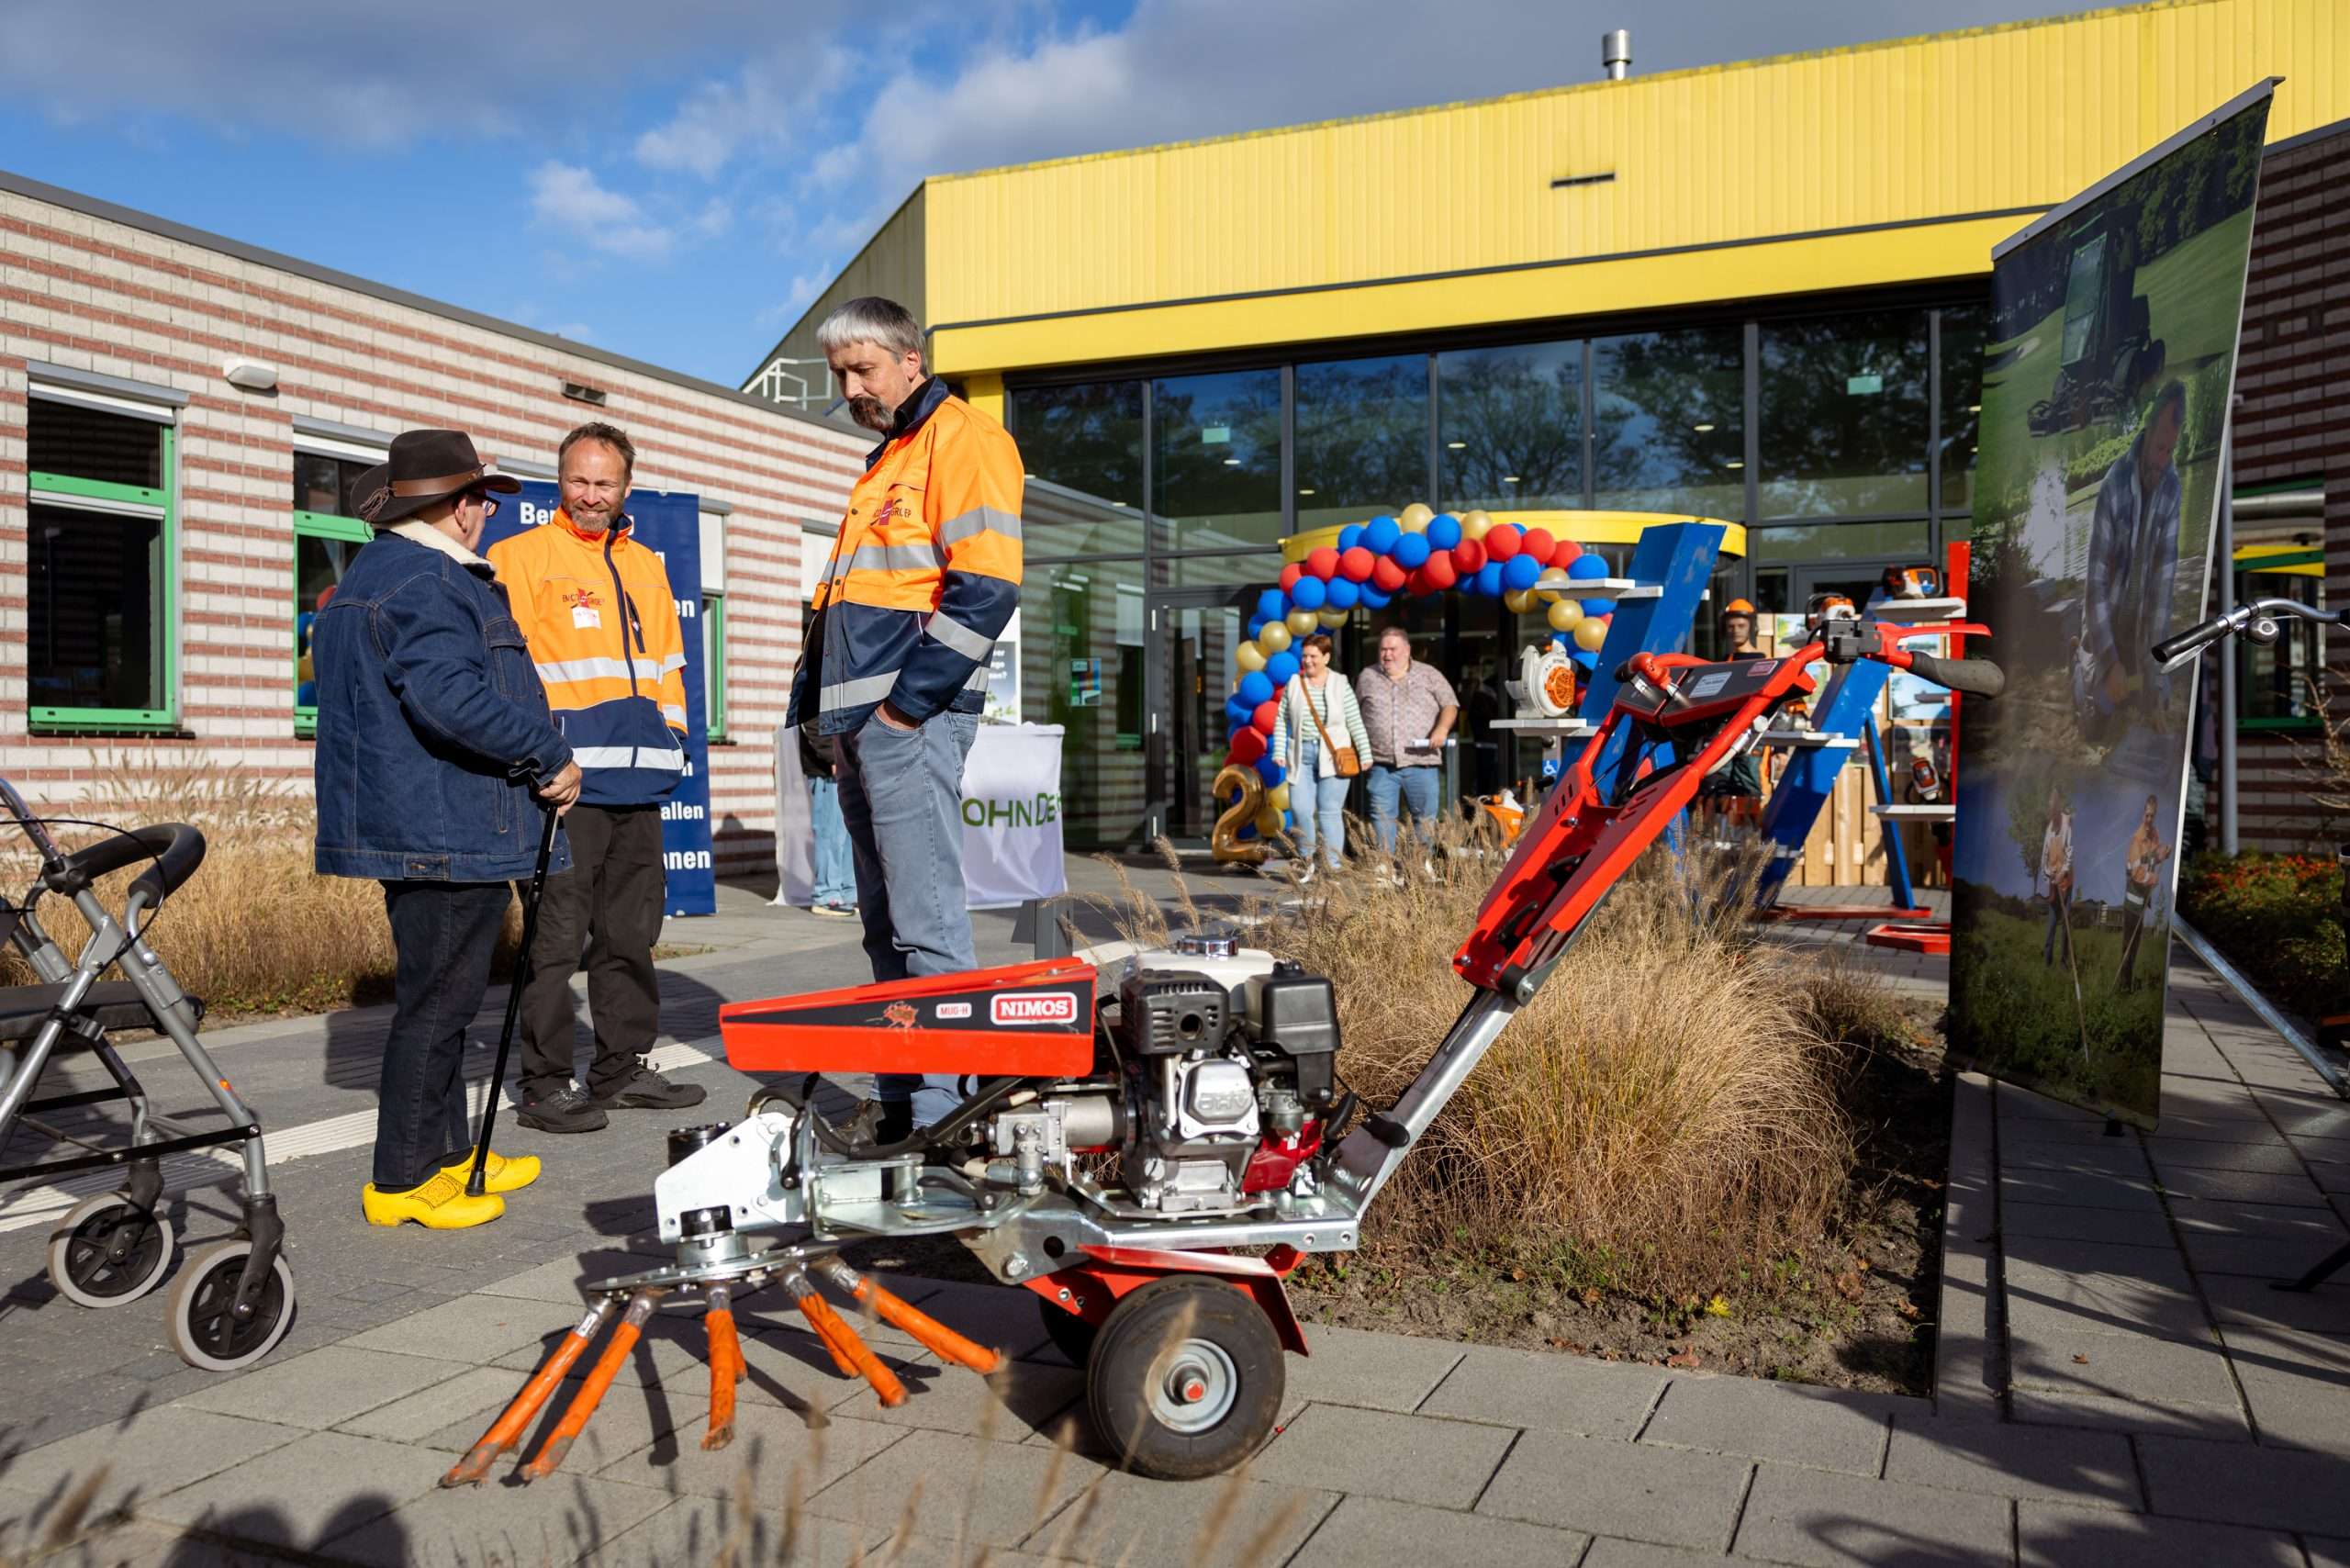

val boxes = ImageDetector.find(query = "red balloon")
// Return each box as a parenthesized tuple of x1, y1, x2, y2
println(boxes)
(1420, 553, 1459, 592)
(1279, 562, 1304, 593)
(1451, 540, 1486, 575)
(1305, 546, 1341, 580)
(1484, 524, 1522, 562)
(1230, 726, 1268, 763)
(1371, 556, 1410, 593)
(1251, 700, 1279, 734)
(1518, 528, 1556, 566)
(1338, 545, 1376, 582)
(1550, 537, 1583, 566)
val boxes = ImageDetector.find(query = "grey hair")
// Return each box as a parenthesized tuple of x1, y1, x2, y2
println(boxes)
(816, 296, 924, 364)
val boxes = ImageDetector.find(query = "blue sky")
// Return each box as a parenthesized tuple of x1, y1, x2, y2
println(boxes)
(0, 0, 2081, 386)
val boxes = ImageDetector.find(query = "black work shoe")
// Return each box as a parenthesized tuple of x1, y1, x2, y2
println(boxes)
(514, 1083, 610, 1134)
(592, 1061, 708, 1111)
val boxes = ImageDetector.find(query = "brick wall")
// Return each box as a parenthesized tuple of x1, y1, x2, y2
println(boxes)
(0, 182, 867, 879)
(2233, 120, 2350, 853)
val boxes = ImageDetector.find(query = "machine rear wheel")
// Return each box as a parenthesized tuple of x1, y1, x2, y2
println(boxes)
(1084, 1276, 1283, 1480)
(167, 1239, 296, 1372)
(47, 1193, 173, 1308)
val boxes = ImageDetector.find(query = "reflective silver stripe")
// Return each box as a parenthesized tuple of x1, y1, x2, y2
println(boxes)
(534, 655, 637, 685)
(661, 704, 688, 725)
(570, 745, 688, 771)
(938, 507, 1022, 545)
(965, 666, 991, 690)
(659, 653, 688, 676)
(820, 672, 901, 710)
(925, 610, 995, 661)
(844, 542, 941, 574)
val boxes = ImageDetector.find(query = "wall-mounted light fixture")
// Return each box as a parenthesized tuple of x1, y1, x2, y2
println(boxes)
(223, 359, 278, 393)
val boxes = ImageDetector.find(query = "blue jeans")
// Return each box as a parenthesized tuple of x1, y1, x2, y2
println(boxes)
(1365, 763, 1441, 853)
(809, 777, 856, 908)
(1289, 738, 1350, 868)
(375, 880, 509, 1190)
(837, 709, 982, 1127)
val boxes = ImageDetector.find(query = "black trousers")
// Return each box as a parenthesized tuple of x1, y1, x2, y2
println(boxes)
(517, 803, 666, 1099)
(376, 880, 510, 1190)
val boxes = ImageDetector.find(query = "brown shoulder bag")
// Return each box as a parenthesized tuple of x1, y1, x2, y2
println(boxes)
(1301, 680, 1362, 778)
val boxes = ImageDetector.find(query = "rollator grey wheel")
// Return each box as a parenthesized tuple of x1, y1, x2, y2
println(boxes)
(47, 1192, 174, 1309)
(167, 1239, 296, 1372)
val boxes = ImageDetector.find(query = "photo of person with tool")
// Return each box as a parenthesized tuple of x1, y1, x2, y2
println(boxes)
(490, 423, 708, 1134)
(2114, 793, 2175, 993)
(2039, 786, 2075, 969)
(791, 297, 1024, 1138)
(310, 429, 580, 1230)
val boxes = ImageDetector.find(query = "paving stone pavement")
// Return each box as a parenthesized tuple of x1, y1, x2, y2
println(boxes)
(10, 881, 2350, 1564)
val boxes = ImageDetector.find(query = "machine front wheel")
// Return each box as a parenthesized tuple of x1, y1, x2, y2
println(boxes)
(47, 1192, 174, 1308)
(1084, 1276, 1283, 1480)
(167, 1239, 297, 1372)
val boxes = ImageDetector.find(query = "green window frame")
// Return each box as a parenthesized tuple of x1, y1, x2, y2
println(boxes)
(27, 423, 180, 733)
(701, 592, 727, 740)
(294, 510, 375, 736)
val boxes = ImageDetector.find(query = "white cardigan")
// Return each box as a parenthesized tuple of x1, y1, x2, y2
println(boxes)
(1269, 674, 1372, 780)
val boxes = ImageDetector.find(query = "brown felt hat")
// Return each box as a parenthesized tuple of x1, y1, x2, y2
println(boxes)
(349, 429, 520, 526)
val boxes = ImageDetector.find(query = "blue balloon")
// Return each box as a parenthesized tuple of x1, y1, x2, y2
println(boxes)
(1255, 756, 1286, 786)
(1326, 577, 1360, 610)
(1238, 670, 1274, 708)
(1337, 523, 1365, 552)
(1503, 554, 1542, 593)
(1291, 575, 1328, 610)
(1567, 553, 1610, 581)
(1426, 514, 1463, 551)
(1571, 648, 1600, 672)
(1359, 586, 1393, 610)
(1265, 650, 1300, 685)
(1257, 588, 1287, 621)
(1362, 516, 1401, 555)
(1237, 823, 1258, 840)
(1582, 599, 1613, 619)
(1392, 532, 1431, 570)
(1247, 614, 1270, 641)
(1225, 697, 1254, 728)
(1474, 561, 1505, 598)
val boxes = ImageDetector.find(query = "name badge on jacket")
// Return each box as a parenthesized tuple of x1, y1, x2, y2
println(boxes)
(573, 606, 601, 629)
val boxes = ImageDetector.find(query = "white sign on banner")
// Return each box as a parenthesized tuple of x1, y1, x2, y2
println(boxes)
(774, 722, 1068, 913)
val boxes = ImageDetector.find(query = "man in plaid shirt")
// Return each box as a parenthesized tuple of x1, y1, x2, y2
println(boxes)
(1355, 625, 1459, 857)
(2080, 383, 2187, 726)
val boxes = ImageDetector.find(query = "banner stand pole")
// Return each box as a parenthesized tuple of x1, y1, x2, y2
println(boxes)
(2219, 413, 2239, 856)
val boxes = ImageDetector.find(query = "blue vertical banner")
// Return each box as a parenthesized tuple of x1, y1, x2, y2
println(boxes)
(483, 482, 718, 916)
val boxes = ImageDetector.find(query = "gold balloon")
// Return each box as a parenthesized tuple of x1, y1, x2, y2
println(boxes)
(1460, 510, 1493, 542)
(1258, 622, 1292, 654)
(1266, 782, 1292, 812)
(1255, 803, 1287, 837)
(1318, 608, 1350, 629)
(1236, 641, 1267, 673)
(1504, 588, 1535, 614)
(1399, 502, 1435, 532)
(1548, 598, 1584, 633)
(1287, 610, 1320, 636)
(1210, 764, 1271, 865)
(1573, 616, 1609, 652)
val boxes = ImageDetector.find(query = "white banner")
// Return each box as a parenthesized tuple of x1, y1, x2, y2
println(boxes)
(774, 722, 1068, 912)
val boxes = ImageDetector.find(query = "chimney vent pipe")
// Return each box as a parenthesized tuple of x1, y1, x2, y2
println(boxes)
(1603, 28, 1631, 80)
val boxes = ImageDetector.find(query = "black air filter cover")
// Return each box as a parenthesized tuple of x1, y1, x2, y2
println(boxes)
(1118, 969, 1226, 1056)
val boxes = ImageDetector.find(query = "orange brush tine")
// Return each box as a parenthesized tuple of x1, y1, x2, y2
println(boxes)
(703, 1289, 743, 1452)
(817, 1257, 1005, 1375)
(521, 1290, 659, 1482)
(442, 1295, 620, 1487)
(784, 1268, 905, 1407)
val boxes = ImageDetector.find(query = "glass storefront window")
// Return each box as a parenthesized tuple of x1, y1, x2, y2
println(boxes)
(1152, 369, 1281, 554)
(1759, 309, 1930, 518)
(1149, 552, 1283, 589)
(1938, 306, 1986, 526)
(1021, 559, 1148, 848)
(1437, 341, 1582, 513)
(1295, 355, 1428, 532)
(1591, 327, 1743, 520)
(1749, 521, 1932, 563)
(1010, 381, 1147, 554)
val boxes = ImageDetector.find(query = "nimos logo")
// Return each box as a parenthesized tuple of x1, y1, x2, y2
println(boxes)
(962, 792, 1060, 829)
(991, 991, 1079, 1027)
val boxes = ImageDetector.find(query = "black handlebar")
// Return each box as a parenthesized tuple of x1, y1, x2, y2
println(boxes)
(2154, 598, 2340, 669)
(1905, 652, 2006, 700)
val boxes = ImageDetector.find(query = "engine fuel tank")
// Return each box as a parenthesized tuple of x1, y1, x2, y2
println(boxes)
(718, 957, 1098, 1078)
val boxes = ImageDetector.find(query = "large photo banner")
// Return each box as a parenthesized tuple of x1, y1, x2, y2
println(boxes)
(484, 481, 718, 917)
(1950, 84, 2273, 1126)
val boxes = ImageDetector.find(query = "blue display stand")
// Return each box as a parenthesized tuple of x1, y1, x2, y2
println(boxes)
(1578, 521, 1726, 800)
(1752, 659, 1889, 910)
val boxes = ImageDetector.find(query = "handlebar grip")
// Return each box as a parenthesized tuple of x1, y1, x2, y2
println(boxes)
(1905, 652, 2006, 700)
(2153, 617, 2233, 667)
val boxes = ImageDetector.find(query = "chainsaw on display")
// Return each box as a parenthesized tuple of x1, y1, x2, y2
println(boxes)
(444, 619, 2005, 1485)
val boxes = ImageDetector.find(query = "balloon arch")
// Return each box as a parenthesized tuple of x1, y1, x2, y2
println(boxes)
(1212, 502, 1639, 861)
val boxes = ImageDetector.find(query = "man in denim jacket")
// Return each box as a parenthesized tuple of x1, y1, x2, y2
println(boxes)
(313, 430, 582, 1230)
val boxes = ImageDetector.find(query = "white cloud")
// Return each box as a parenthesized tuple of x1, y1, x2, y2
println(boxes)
(528, 162, 673, 262)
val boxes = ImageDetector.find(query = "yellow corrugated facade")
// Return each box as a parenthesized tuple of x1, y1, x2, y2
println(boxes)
(751, 0, 2343, 385)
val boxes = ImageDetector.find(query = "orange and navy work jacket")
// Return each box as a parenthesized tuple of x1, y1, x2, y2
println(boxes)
(487, 510, 688, 806)
(788, 377, 1024, 734)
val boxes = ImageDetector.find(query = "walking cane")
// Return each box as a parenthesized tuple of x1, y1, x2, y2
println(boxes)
(467, 805, 561, 1198)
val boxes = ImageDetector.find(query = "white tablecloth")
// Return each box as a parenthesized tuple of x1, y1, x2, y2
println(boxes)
(773, 722, 1068, 911)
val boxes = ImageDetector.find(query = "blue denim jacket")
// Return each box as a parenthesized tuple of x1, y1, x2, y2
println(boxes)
(312, 525, 575, 883)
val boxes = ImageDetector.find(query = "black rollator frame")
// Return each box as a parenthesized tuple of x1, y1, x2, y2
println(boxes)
(465, 808, 560, 1197)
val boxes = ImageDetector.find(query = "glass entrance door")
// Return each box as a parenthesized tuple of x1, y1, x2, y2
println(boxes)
(1145, 590, 1247, 844)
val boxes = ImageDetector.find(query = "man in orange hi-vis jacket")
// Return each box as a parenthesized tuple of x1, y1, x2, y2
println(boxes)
(489, 422, 708, 1134)
(790, 297, 1023, 1137)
